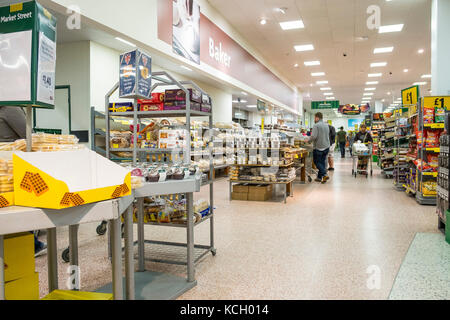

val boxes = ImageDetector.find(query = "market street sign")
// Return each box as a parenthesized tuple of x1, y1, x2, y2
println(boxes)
(0, 1, 57, 108)
(311, 100, 339, 109)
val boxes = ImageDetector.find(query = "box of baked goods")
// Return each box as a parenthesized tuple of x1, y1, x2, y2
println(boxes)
(0, 152, 15, 208)
(13, 149, 131, 209)
(164, 88, 202, 103)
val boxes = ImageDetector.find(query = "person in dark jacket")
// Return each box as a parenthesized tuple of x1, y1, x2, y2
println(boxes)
(0, 106, 47, 256)
(354, 124, 373, 144)
(328, 124, 336, 171)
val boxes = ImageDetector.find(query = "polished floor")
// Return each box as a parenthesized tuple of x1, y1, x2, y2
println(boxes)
(35, 154, 438, 299)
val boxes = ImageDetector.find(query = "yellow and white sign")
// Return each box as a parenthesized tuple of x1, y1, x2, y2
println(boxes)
(402, 86, 419, 105)
(423, 96, 450, 110)
(13, 149, 131, 209)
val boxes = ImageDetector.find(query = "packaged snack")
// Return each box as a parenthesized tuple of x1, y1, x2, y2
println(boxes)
(435, 107, 445, 123)
(425, 130, 439, 148)
(423, 107, 435, 124)
(108, 102, 134, 113)
(164, 88, 202, 103)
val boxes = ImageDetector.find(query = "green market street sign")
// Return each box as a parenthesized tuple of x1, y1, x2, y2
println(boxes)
(311, 100, 339, 109)
(0, 1, 57, 108)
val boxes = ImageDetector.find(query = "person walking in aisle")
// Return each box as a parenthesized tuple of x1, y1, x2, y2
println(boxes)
(354, 123, 373, 144)
(308, 112, 330, 183)
(336, 127, 347, 158)
(0, 106, 47, 256)
(328, 123, 336, 171)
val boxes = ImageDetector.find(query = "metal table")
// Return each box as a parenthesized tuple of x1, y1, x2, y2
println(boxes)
(0, 195, 133, 300)
(109, 177, 215, 300)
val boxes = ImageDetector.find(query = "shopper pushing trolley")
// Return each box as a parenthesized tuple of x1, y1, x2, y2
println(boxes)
(352, 124, 373, 178)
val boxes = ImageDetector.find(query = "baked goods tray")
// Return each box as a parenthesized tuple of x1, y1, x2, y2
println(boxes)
(134, 178, 201, 198)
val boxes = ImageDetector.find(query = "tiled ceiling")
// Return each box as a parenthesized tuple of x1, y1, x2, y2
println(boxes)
(207, 0, 432, 108)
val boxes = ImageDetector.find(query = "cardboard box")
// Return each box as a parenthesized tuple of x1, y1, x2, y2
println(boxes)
(164, 101, 201, 111)
(231, 192, 248, 201)
(139, 103, 163, 111)
(108, 102, 134, 113)
(13, 150, 132, 209)
(5, 272, 39, 300)
(248, 192, 270, 201)
(4, 233, 35, 282)
(165, 88, 202, 103)
(233, 184, 249, 193)
(248, 184, 272, 202)
(201, 104, 212, 113)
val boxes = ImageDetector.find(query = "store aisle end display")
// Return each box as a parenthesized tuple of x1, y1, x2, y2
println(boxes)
(380, 115, 395, 178)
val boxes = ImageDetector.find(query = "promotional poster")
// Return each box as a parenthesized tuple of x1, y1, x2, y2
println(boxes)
(173, 0, 200, 64)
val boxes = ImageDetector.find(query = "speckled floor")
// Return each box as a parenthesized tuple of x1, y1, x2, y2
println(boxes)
(35, 155, 438, 299)
(389, 233, 450, 300)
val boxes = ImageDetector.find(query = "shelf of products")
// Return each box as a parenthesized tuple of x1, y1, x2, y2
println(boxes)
(379, 115, 396, 178)
(102, 71, 216, 298)
(437, 118, 450, 231)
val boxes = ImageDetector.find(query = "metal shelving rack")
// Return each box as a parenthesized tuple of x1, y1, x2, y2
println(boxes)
(102, 71, 216, 299)
(393, 105, 411, 191)
(416, 97, 441, 205)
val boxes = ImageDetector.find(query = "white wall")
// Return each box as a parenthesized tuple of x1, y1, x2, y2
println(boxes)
(88, 41, 233, 123)
(55, 41, 90, 132)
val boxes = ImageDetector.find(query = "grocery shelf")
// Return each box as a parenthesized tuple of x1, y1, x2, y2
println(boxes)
(109, 110, 212, 118)
(134, 178, 201, 198)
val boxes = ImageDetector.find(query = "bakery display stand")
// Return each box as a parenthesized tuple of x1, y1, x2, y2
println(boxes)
(0, 196, 133, 300)
(98, 72, 216, 300)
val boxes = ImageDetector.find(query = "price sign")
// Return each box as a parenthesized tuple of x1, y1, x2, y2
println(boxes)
(401, 86, 419, 105)
(423, 96, 450, 110)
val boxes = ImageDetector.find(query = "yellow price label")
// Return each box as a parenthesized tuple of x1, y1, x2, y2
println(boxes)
(423, 96, 450, 111)
(10, 3, 23, 12)
(402, 86, 419, 105)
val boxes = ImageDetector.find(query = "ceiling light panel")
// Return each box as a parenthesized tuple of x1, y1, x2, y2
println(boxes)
(311, 72, 325, 76)
(373, 47, 394, 54)
(366, 81, 379, 85)
(304, 61, 320, 66)
(368, 73, 382, 77)
(320, 87, 331, 91)
(294, 44, 314, 52)
(280, 20, 304, 30)
(365, 88, 376, 91)
(370, 62, 387, 67)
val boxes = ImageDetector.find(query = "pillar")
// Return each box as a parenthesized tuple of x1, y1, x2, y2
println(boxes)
(375, 100, 383, 113)
(431, 0, 450, 95)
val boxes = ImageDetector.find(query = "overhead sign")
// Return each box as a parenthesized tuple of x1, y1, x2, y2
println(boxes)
(257, 99, 266, 112)
(311, 100, 339, 109)
(338, 103, 370, 115)
(422, 96, 450, 110)
(119, 49, 152, 99)
(401, 85, 419, 105)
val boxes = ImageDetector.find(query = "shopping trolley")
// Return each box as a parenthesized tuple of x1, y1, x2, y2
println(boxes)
(301, 142, 317, 183)
(352, 143, 373, 178)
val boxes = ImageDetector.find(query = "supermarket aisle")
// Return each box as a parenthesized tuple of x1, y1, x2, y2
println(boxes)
(35, 157, 437, 299)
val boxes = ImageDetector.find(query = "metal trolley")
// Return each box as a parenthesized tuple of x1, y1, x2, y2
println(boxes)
(352, 143, 373, 178)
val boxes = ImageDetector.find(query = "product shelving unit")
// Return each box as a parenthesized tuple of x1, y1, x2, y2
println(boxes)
(393, 106, 411, 191)
(380, 115, 396, 178)
(100, 71, 215, 300)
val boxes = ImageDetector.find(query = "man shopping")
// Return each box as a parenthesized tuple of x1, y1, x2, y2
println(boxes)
(336, 127, 347, 158)
(308, 112, 330, 183)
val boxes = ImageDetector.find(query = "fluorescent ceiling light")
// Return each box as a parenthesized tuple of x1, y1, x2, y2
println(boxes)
(421, 74, 432, 78)
(280, 20, 304, 30)
(260, 19, 267, 25)
(115, 37, 136, 47)
(241, 91, 248, 96)
(365, 88, 376, 91)
(418, 49, 424, 54)
(323, 92, 333, 96)
(370, 62, 387, 67)
(180, 65, 192, 71)
(366, 81, 379, 85)
(374, 47, 394, 54)
(403, 69, 409, 72)
(326, 97, 335, 100)
(378, 24, 404, 33)
(304, 61, 320, 66)
(413, 82, 427, 86)
(320, 87, 331, 91)
(311, 72, 325, 76)
(233, 99, 247, 103)
(247, 105, 257, 108)
(368, 73, 382, 77)
(294, 44, 314, 52)
(316, 80, 328, 84)
(363, 93, 374, 96)
(294, 63, 299, 67)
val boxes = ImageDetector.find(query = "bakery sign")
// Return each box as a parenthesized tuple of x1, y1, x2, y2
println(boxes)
(209, 37, 231, 68)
